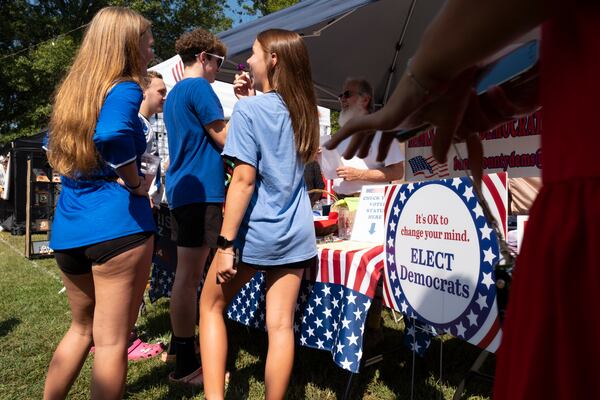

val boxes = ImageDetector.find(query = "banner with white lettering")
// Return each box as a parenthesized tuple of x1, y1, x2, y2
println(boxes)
(405, 111, 541, 181)
(382, 173, 507, 352)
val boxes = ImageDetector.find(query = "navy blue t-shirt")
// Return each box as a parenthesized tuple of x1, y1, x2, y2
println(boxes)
(164, 77, 225, 208)
(49, 81, 156, 250)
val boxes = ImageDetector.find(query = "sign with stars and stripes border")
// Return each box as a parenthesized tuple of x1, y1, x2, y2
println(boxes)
(382, 173, 507, 353)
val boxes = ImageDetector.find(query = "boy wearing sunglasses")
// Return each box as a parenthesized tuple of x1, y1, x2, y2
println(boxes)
(162, 28, 228, 385)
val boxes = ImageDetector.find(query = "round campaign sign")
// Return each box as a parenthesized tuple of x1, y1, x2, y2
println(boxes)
(385, 178, 500, 341)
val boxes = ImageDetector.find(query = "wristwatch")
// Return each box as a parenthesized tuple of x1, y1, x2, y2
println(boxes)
(216, 235, 235, 249)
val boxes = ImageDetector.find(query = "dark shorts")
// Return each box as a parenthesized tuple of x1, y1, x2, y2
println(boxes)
(170, 203, 223, 248)
(241, 255, 318, 272)
(54, 232, 154, 275)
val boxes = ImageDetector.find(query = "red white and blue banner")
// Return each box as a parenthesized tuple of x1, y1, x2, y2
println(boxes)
(382, 173, 507, 353)
(405, 111, 541, 181)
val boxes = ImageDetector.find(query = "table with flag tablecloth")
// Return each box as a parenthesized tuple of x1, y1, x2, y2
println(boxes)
(149, 226, 385, 373)
(225, 241, 384, 373)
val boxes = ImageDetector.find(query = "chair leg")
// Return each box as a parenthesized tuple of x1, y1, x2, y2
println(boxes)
(342, 371, 355, 400)
(452, 350, 493, 400)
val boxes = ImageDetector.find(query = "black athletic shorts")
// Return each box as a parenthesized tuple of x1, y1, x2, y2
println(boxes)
(54, 232, 154, 275)
(170, 203, 223, 248)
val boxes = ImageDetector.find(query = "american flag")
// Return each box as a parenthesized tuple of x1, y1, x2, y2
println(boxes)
(383, 174, 507, 354)
(149, 206, 177, 303)
(403, 318, 437, 357)
(171, 60, 184, 83)
(149, 262, 175, 302)
(408, 155, 449, 179)
(228, 245, 384, 373)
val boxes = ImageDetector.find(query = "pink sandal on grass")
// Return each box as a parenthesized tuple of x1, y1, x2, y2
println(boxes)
(168, 367, 204, 387)
(127, 338, 165, 361)
(168, 367, 230, 388)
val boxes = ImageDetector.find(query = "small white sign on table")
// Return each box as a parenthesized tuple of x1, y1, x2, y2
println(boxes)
(350, 185, 387, 243)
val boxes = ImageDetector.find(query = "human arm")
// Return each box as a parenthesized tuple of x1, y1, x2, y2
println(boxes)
(335, 161, 404, 183)
(205, 119, 229, 149)
(94, 82, 150, 196)
(216, 161, 256, 284)
(325, 0, 548, 167)
(115, 161, 148, 197)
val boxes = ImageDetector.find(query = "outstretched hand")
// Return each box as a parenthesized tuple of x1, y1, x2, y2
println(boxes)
(325, 66, 540, 189)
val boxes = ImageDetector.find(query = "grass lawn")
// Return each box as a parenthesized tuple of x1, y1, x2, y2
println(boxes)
(0, 231, 495, 399)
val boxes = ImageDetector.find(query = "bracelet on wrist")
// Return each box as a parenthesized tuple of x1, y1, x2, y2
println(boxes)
(125, 178, 142, 190)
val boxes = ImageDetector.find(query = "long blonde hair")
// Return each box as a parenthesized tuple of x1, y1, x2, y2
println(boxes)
(48, 7, 151, 177)
(256, 29, 319, 164)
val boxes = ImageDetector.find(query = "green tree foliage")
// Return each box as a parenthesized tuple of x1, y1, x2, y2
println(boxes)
(0, 0, 232, 144)
(110, 0, 233, 63)
(235, 0, 299, 18)
(0, 0, 105, 143)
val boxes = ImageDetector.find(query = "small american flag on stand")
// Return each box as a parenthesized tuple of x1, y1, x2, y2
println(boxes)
(403, 318, 437, 357)
(408, 155, 449, 179)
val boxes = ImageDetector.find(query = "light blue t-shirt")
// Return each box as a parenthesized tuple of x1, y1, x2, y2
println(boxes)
(50, 81, 156, 250)
(164, 77, 225, 208)
(223, 92, 317, 265)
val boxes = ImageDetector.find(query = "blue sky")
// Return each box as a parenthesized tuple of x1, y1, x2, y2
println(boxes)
(225, 0, 260, 28)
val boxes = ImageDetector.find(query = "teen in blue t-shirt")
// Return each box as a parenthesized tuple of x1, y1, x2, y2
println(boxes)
(51, 81, 156, 251)
(224, 92, 317, 265)
(43, 8, 156, 399)
(161, 28, 229, 384)
(199, 29, 320, 399)
(164, 78, 225, 206)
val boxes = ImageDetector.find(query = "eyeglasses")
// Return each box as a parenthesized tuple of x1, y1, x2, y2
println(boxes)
(337, 90, 359, 100)
(196, 52, 226, 69)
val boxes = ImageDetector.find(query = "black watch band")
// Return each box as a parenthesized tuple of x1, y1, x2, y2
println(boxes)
(217, 235, 235, 249)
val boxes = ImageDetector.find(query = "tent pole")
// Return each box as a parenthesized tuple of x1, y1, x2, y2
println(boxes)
(381, 0, 418, 106)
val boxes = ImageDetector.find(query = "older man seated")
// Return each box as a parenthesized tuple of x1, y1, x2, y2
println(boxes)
(331, 77, 405, 198)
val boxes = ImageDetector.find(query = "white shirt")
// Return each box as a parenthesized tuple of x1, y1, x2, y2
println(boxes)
(332, 131, 405, 195)
(138, 113, 156, 154)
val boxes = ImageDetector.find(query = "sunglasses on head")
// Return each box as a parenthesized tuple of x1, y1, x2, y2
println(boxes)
(196, 51, 225, 69)
(337, 90, 359, 100)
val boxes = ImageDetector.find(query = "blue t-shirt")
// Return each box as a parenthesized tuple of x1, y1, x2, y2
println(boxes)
(50, 81, 156, 250)
(164, 78, 225, 208)
(223, 92, 317, 265)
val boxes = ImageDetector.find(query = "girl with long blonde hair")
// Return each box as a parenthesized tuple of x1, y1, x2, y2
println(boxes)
(199, 29, 319, 399)
(44, 7, 156, 399)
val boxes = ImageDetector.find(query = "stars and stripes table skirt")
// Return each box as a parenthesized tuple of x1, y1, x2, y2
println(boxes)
(226, 243, 384, 373)
(149, 228, 385, 373)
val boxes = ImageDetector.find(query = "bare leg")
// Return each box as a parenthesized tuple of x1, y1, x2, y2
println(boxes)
(90, 238, 153, 400)
(170, 246, 210, 337)
(199, 259, 256, 400)
(264, 268, 303, 400)
(43, 273, 95, 400)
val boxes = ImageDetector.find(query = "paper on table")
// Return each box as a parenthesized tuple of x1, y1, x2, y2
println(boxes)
(318, 135, 343, 180)
(318, 135, 369, 180)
